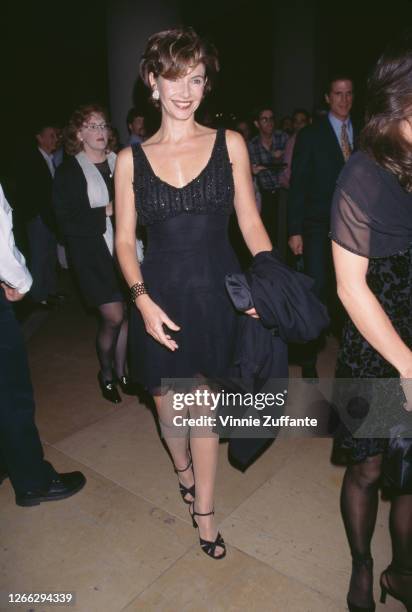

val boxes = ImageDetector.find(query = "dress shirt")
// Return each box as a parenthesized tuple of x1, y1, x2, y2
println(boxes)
(248, 131, 289, 192)
(0, 184, 32, 293)
(328, 112, 353, 149)
(38, 147, 55, 177)
(53, 147, 64, 168)
(128, 134, 144, 146)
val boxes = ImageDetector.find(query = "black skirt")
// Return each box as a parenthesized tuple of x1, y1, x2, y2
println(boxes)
(332, 248, 412, 465)
(129, 214, 240, 396)
(66, 234, 124, 307)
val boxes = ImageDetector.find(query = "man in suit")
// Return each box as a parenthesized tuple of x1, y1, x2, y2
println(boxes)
(287, 75, 356, 378)
(0, 183, 86, 506)
(18, 124, 60, 307)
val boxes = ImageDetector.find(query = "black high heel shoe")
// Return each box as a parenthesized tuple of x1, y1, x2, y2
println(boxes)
(115, 374, 136, 396)
(347, 557, 376, 612)
(380, 564, 412, 611)
(189, 505, 226, 560)
(174, 457, 195, 504)
(97, 372, 121, 404)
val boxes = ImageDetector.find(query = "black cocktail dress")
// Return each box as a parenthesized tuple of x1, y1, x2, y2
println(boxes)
(129, 129, 241, 395)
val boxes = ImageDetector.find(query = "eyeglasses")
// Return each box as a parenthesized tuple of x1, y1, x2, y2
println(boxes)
(83, 123, 110, 131)
(259, 116, 274, 123)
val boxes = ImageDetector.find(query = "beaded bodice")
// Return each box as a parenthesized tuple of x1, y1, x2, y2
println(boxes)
(132, 128, 234, 226)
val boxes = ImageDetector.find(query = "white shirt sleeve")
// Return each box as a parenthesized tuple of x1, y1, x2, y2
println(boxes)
(0, 184, 32, 294)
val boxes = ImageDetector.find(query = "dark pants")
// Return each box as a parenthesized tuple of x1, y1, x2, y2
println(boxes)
(300, 219, 339, 367)
(261, 190, 279, 247)
(276, 188, 289, 262)
(27, 215, 58, 302)
(0, 289, 56, 494)
(303, 219, 333, 303)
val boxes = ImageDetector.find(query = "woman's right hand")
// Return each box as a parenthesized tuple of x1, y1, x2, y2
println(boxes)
(400, 375, 412, 412)
(135, 295, 180, 351)
(399, 358, 412, 411)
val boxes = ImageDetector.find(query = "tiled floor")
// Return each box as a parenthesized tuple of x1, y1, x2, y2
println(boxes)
(0, 297, 401, 612)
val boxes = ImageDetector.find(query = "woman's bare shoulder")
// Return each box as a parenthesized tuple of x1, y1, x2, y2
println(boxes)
(116, 146, 133, 167)
(225, 129, 248, 161)
(115, 147, 134, 182)
(225, 128, 245, 146)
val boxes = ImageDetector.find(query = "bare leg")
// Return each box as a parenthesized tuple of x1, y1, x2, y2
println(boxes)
(189, 388, 224, 557)
(154, 392, 194, 503)
(154, 387, 224, 556)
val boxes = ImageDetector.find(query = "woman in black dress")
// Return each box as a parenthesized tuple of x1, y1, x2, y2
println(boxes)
(54, 105, 136, 404)
(115, 28, 271, 559)
(331, 42, 412, 611)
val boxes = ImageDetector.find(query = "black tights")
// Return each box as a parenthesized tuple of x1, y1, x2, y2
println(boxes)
(341, 454, 412, 606)
(96, 301, 128, 381)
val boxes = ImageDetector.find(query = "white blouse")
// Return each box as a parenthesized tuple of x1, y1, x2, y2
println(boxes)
(0, 183, 32, 294)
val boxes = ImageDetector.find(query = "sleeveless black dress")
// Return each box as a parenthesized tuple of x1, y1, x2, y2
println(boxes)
(128, 129, 241, 395)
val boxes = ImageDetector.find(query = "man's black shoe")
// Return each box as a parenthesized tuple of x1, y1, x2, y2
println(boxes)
(33, 301, 56, 312)
(302, 365, 319, 382)
(15, 471, 86, 507)
(48, 292, 68, 305)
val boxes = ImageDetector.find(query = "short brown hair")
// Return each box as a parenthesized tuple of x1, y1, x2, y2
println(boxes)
(139, 27, 219, 104)
(325, 73, 354, 95)
(65, 104, 115, 155)
(360, 36, 412, 192)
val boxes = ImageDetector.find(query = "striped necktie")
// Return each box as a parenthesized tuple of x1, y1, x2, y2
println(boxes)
(340, 122, 352, 161)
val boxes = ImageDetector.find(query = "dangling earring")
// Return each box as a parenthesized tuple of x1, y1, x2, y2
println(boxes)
(152, 88, 160, 101)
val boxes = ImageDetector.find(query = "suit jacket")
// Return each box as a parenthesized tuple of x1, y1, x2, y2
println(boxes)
(53, 156, 107, 237)
(17, 148, 56, 232)
(287, 116, 359, 236)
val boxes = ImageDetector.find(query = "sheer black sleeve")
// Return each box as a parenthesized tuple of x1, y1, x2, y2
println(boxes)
(330, 187, 372, 257)
(330, 151, 412, 258)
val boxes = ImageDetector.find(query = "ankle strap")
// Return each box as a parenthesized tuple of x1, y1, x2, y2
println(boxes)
(174, 457, 192, 473)
(387, 563, 412, 576)
(193, 509, 214, 517)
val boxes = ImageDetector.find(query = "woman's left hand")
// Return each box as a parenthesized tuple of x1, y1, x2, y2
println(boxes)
(1, 283, 25, 302)
(245, 307, 259, 319)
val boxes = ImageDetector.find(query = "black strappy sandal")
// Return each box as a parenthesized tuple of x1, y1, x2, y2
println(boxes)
(380, 564, 412, 611)
(190, 505, 226, 560)
(174, 457, 195, 505)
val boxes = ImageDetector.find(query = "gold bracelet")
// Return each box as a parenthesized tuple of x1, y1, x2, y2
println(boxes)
(130, 282, 148, 302)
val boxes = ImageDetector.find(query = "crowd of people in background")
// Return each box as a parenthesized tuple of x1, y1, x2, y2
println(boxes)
(4, 74, 355, 390)
(8, 100, 316, 312)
